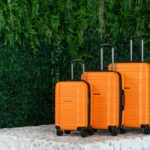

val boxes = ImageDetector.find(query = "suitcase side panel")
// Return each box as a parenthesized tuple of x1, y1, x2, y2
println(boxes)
(55, 81, 90, 130)
(109, 63, 150, 128)
(82, 72, 121, 129)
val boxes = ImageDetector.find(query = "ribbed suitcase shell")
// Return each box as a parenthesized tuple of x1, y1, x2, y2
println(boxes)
(82, 72, 123, 130)
(109, 63, 150, 128)
(55, 81, 90, 131)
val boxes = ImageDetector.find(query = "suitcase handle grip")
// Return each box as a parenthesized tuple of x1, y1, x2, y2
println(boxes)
(71, 59, 85, 80)
(122, 90, 125, 111)
(100, 43, 113, 47)
(130, 36, 144, 62)
(100, 43, 114, 71)
(131, 36, 144, 39)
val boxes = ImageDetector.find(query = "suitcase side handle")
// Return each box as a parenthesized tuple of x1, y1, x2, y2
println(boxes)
(71, 59, 85, 80)
(122, 90, 125, 111)
(100, 43, 114, 71)
(130, 36, 144, 62)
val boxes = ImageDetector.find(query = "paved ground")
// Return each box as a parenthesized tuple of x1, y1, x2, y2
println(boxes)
(0, 125, 150, 150)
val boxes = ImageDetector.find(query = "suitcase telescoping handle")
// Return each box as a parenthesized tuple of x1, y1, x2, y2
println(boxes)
(100, 43, 115, 71)
(130, 36, 144, 62)
(71, 59, 85, 80)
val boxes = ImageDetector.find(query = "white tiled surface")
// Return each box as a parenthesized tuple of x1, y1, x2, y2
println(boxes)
(0, 125, 150, 150)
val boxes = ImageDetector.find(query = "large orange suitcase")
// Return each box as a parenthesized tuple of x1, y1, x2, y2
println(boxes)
(109, 36, 150, 134)
(55, 59, 91, 137)
(82, 44, 124, 136)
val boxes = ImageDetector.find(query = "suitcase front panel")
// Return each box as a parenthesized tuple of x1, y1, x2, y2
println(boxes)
(109, 63, 150, 128)
(82, 72, 121, 129)
(55, 81, 89, 130)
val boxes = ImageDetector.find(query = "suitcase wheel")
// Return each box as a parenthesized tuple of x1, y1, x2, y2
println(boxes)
(80, 128, 88, 138)
(143, 126, 150, 134)
(64, 130, 71, 134)
(56, 129, 63, 136)
(109, 127, 118, 136)
(120, 127, 126, 134)
(87, 129, 96, 135)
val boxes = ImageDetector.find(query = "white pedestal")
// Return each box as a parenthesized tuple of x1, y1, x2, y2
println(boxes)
(0, 125, 150, 150)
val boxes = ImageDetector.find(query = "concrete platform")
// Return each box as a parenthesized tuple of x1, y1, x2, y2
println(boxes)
(0, 125, 150, 150)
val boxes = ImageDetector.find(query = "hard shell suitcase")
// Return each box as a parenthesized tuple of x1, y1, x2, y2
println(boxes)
(55, 59, 91, 137)
(109, 36, 150, 134)
(82, 44, 124, 136)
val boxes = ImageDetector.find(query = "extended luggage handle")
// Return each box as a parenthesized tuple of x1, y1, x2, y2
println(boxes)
(100, 43, 114, 71)
(130, 36, 144, 62)
(71, 59, 85, 80)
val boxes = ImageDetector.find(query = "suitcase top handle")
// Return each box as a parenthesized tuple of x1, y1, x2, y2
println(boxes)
(130, 36, 144, 62)
(100, 43, 114, 71)
(71, 59, 85, 80)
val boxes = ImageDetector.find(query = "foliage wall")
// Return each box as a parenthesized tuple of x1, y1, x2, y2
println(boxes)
(0, 0, 150, 127)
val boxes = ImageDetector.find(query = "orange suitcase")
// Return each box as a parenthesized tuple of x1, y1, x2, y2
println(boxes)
(55, 59, 92, 137)
(109, 36, 150, 134)
(82, 44, 124, 136)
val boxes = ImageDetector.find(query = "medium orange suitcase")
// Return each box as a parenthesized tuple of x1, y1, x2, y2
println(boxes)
(82, 44, 124, 136)
(109, 36, 150, 134)
(55, 59, 92, 137)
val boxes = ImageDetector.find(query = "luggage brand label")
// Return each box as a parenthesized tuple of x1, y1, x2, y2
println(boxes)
(65, 100, 72, 103)
(124, 87, 130, 89)
(93, 93, 100, 95)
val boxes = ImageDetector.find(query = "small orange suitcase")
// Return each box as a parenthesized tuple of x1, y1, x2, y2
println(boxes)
(82, 44, 124, 136)
(55, 59, 91, 137)
(109, 36, 150, 134)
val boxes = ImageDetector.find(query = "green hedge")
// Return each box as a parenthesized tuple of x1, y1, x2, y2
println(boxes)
(0, 0, 150, 128)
